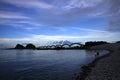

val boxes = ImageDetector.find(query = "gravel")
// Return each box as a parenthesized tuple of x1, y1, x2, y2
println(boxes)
(84, 43, 120, 80)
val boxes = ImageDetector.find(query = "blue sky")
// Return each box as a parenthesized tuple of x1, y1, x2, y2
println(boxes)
(0, 0, 120, 47)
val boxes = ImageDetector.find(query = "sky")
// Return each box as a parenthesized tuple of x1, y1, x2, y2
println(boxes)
(0, 0, 120, 48)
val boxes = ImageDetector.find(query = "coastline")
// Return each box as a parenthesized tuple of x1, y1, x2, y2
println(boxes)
(76, 43, 120, 80)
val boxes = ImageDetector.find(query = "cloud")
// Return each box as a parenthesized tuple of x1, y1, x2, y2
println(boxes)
(64, 0, 102, 9)
(1, 0, 54, 10)
(1, 0, 120, 32)
(107, 0, 120, 32)
(34, 0, 108, 26)
(0, 11, 45, 30)
(0, 38, 30, 42)
(0, 0, 106, 27)
(32, 34, 110, 41)
(0, 35, 106, 42)
(0, 11, 29, 19)
(0, 27, 114, 42)
(72, 27, 109, 33)
(63, 0, 120, 32)
(0, 27, 119, 48)
(0, 31, 119, 48)
(1, 23, 42, 31)
(0, 19, 43, 27)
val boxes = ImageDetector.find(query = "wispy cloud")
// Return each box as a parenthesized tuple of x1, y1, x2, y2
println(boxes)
(0, 11, 29, 19)
(2, 0, 54, 10)
(0, 38, 30, 42)
(72, 27, 109, 33)
(1, 0, 120, 32)
(0, 10, 45, 30)
(63, 0, 120, 32)
(0, 30, 114, 42)
(0, 32, 119, 48)
(107, 0, 120, 32)
(32, 34, 109, 41)
(0, 0, 119, 46)
(0, 18, 43, 26)
(64, 0, 103, 9)
(0, 19, 42, 31)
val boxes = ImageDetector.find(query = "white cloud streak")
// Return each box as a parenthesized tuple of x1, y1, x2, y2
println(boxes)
(0, 38, 30, 42)
(2, 0, 53, 10)
(72, 27, 110, 33)
(0, 11, 29, 19)
(0, 32, 114, 42)
(0, 11, 44, 30)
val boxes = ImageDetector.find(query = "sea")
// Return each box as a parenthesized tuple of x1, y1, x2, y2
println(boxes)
(0, 49, 108, 80)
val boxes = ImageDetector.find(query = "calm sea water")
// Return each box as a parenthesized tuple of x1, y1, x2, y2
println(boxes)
(0, 50, 108, 80)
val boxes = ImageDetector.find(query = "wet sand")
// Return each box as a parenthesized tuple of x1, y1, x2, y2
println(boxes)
(76, 43, 120, 80)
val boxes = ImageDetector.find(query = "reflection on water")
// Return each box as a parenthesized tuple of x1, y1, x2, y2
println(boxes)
(0, 50, 108, 80)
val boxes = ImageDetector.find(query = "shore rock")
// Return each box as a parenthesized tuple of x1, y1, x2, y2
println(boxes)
(15, 44, 25, 49)
(26, 44, 36, 49)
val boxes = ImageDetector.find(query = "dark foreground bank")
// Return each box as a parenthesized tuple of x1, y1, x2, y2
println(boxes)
(76, 43, 120, 80)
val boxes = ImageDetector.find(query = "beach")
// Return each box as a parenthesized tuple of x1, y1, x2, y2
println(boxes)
(77, 43, 120, 80)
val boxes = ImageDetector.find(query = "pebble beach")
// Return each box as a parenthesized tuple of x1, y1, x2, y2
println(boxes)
(77, 43, 120, 80)
(85, 43, 120, 80)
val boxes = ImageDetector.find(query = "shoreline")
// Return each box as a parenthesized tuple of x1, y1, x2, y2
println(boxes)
(76, 43, 120, 80)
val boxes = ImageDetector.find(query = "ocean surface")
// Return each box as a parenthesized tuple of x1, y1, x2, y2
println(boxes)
(0, 50, 108, 80)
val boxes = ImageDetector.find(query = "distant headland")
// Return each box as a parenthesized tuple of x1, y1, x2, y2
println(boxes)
(12, 41, 114, 50)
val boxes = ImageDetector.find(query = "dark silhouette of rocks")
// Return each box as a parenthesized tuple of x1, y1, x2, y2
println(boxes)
(116, 41, 120, 43)
(84, 41, 108, 49)
(15, 44, 25, 49)
(14, 44, 36, 49)
(14, 41, 109, 50)
(26, 44, 36, 49)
